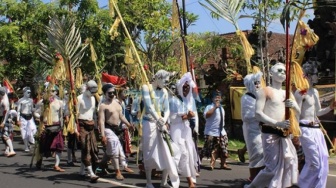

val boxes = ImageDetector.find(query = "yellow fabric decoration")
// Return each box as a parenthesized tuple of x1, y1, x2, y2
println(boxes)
(125, 44, 135, 64)
(75, 68, 83, 89)
(171, 0, 179, 36)
(109, 17, 121, 40)
(289, 105, 301, 137)
(90, 42, 98, 63)
(291, 61, 309, 92)
(236, 30, 254, 73)
(52, 56, 66, 81)
(291, 11, 319, 65)
(108, 0, 117, 17)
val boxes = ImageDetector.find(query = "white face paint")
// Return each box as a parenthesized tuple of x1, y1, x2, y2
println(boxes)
(24, 90, 31, 98)
(271, 64, 286, 83)
(156, 75, 170, 88)
(254, 80, 261, 91)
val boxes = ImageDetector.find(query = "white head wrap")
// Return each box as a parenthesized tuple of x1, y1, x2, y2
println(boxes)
(243, 71, 263, 96)
(176, 72, 196, 109)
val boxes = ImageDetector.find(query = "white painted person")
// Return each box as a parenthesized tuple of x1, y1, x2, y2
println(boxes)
(34, 86, 65, 172)
(17, 87, 37, 152)
(77, 80, 100, 182)
(294, 61, 336, 188)
(141, 69, 180, 188)
(168, 83, 197, 188)
(176, 72, 200, 146)
(245, 62, 300, 188)
(241, 72, 265, 182)
(0, 86, 16, 157)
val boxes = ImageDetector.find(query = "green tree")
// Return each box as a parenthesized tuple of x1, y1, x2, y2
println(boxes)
(0, 0, 57, 82)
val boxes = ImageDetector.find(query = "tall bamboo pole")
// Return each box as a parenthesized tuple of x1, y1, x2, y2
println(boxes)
(110, 0, 173, 155)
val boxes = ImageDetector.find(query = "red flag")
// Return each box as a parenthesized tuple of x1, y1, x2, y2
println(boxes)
(101, 73, 127, 86)
(3, 79, 14, 93)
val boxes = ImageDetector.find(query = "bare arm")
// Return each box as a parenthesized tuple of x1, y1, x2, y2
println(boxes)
(16, 99, 22, 120)
(294, 90, 304, 120)
(98, 104, 106, 137)
(119, 107, 131, 127)
(314, 89, 333, 117)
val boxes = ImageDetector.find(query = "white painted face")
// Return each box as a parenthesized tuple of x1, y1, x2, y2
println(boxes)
(254, 80, 261, 91)
(24, 90, 31, 98)
(271, 63, 286, 83)
(156, 75, 170, 88)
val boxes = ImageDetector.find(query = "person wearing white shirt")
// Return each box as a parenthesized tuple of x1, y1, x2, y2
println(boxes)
(201, 90, 231, 170)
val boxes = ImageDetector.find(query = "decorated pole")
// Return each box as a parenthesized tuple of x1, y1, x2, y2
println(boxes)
(174, 0, 189, 73)
(110, 0, 174, 156)
(285, 0, 290, 120)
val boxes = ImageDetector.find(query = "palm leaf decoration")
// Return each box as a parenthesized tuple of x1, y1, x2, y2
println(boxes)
(38, 16, 88, 135)
(38, 16, 88, 71)
(200, 0, 254, 73)
(199, 0, 244, 30)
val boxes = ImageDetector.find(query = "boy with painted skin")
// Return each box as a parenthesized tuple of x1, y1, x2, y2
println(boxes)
(245, 63, 300, 188)
(17, 87, 37, 152)
(241, 72, 265, 182)
(141, 69, 180, 188)
(294, 61, 336, 188)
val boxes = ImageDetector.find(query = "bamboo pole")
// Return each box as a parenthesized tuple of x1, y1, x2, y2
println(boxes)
(110, 0, 174, 156)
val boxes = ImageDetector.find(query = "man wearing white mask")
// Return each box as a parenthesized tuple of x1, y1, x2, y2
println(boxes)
(17, 87, 37, 152)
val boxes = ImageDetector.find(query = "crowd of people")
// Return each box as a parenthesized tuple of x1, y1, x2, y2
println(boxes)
(0, 61, 334, 188)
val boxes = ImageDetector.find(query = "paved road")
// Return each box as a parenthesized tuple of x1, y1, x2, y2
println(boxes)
(1, 136, 336, 188)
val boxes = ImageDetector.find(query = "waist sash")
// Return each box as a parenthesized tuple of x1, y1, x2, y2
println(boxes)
(299, 122, 321, 128)
(260, 123, 289, 137)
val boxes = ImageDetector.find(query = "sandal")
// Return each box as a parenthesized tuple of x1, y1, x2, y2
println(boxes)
(54, 166, 65, 172)
(116, 174, 124, 181)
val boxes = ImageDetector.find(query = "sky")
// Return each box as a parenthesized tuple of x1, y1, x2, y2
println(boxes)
(97, 0, 315, 35)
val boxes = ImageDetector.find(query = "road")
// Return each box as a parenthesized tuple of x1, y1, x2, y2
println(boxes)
(1, 135, 336, 188)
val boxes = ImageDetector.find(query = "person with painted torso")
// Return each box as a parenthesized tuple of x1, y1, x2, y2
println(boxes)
(294, 61, 336, 188)
(241, 72, 265, 182)
(141, 69, 180, 188)
(0, 87, 16, 157)
(245, 63, 300, 188)
(17, 87, 37, 152)
(34, 86, 65, 172)
(98, 83, 134, 180)
(77, 80, 100, 182)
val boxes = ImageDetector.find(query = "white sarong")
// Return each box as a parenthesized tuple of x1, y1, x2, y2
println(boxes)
(142, 119, 180, 188)
(247, 133, 298, 188)
(299, 124, 328, 188)
(20, 116, 37, 144)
